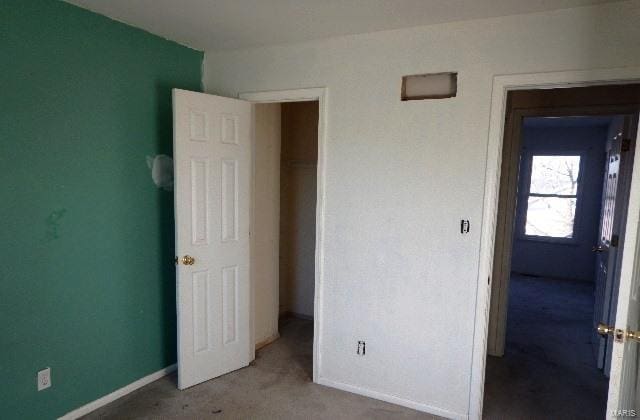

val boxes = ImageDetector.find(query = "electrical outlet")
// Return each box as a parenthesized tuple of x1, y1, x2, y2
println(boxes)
(37, 368, 51, 391)
(357, 340, 366, 355)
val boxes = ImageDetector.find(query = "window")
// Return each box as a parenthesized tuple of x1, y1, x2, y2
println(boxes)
(524, 155, 581, 239)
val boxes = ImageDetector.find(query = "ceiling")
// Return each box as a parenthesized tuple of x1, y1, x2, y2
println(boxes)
(66, 0, 621, 51)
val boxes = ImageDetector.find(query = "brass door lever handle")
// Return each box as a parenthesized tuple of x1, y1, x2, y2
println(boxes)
(592, 245, 606, 253)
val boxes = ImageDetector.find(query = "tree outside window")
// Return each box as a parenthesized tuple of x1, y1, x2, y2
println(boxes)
(524, 155, 581, 239)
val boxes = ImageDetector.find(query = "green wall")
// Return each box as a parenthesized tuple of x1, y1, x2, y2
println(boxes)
(0, 1, 203, 418)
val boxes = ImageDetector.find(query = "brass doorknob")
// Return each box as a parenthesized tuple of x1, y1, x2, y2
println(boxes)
(181, 255, 195, 265)
(597, 322, 614, 337)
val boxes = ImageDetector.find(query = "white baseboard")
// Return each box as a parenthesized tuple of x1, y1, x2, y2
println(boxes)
(57, 364, 465, 419)
(281, 311, 314, 321)
(58, 364, 176, 420)
(255, 332, 280, 350)
(317, 377, 467, 420)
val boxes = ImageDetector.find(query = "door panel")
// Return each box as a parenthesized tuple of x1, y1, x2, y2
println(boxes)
(173, 89, 252, 389)
(606, 115, 640, 416)
(593, 120, 623, 371)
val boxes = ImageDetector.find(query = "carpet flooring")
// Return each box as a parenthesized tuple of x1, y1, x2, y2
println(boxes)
(82, 317, 436, 419)
(483, 274, 609, 419)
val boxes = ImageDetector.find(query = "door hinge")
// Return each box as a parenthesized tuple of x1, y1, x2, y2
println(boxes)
(611, 234, 619, 247)
(622, 138, 631, 152)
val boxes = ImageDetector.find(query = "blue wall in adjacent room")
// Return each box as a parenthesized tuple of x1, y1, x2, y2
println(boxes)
(511, 119, 609, 281)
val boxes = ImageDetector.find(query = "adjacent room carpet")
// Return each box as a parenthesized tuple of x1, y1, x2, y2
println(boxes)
(483, 274, 609, 419)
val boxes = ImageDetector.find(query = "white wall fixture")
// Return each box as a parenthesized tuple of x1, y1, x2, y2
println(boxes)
(146, 154, 174, 191)
(401, 72, 457, 100)
(37, 367, 51, 391)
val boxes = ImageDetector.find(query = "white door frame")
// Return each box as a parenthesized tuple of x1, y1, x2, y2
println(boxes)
(238, 87, 328, 383)
(469, 68, 640, 419)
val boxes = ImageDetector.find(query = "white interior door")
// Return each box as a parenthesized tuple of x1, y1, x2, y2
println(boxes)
(606, 116, 640, 417)
(173, 89, 252, 389)
(593, 123, 623, 372)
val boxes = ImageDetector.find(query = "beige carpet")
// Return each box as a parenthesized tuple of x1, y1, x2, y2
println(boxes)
(83, 317, 437, 419)
(81, 275, 606, 419)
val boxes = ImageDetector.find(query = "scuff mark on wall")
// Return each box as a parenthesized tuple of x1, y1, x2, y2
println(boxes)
(146, 154, 174, 191)
(45, 208, 67, 241)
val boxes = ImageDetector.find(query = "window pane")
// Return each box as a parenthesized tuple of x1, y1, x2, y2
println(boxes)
(525, 196, 577, 238)
(529, 155, 581, 195)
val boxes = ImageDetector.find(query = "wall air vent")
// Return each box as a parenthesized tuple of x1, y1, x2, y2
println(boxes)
(401, 72, 457, 100)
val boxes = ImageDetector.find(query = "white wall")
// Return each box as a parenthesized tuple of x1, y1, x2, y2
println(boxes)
(204, 2, 640, 417)
(279, 165, 316, 317)
(252, 103, 281, 346)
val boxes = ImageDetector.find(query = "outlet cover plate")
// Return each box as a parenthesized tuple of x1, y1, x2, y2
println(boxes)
(37, 367, 51, 391)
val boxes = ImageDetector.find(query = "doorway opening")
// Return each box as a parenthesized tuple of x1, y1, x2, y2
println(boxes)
(252, 100, 319, 380)
(483, 85, 640, 418)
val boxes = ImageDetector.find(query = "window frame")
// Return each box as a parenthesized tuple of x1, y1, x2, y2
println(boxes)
(516, 149, 587, 244)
